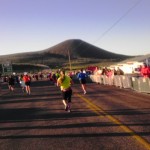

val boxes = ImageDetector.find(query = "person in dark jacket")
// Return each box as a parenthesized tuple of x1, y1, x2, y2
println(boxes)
(77, 69, 87, 94)
(8, 75, 15, 92)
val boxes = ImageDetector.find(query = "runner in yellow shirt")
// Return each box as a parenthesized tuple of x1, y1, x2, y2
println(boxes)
(57, 70, 73, 112)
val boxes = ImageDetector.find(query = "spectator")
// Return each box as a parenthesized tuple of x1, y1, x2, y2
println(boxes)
(116, 67, 124, 75)
(140, 63, 149, 78)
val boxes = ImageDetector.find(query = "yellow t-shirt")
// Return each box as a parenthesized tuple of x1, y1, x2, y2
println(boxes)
(58, 76, 71, 91)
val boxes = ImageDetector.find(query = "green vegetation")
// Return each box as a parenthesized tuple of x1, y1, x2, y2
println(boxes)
(64, 58, 119, 71)
(0, 63, 49, 75)
(0, 58, 119, 74)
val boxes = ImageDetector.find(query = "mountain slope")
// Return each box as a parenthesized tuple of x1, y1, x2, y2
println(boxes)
(43, 39, 130, 59)
(0, 39, 132, 65)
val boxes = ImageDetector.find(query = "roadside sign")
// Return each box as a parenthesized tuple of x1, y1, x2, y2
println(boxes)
(2, 61, 13, 74)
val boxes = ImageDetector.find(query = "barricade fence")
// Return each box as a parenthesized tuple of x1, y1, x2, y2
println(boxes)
(89, 75, 150, 94)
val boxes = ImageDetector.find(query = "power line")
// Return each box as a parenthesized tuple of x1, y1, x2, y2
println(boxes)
(93, 0, 143, 44)
(71, 0, 143, 51)
(67, 0, 143, 68)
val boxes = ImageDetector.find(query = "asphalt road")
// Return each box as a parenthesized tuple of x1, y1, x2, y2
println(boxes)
(0, 79, 150, 150)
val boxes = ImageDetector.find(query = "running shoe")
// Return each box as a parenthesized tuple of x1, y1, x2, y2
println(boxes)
(84, 91, 87, 94)
(67, 109, 71, 113)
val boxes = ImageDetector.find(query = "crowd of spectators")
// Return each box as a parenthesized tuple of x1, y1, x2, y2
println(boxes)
(92, 64, 150, 78)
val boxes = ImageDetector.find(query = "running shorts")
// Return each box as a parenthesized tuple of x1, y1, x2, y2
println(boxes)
(61, 89, 72, 102)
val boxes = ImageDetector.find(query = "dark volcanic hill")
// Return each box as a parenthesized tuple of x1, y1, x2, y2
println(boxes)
(0, 39, 132, 65)
(43, 39, 130, 59)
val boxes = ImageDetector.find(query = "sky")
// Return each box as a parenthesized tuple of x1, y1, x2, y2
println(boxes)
(0, 0, 150, 56)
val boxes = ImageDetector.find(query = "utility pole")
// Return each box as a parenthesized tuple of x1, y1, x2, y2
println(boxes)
(68, 49, 72, 71)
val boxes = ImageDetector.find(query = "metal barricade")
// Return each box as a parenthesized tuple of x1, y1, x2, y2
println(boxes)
(114, 75, 123, 88)
(104, 75, 109, 85)
(121, 75, 132, 88)
(138, 77, 150, 93)
(100, 75, 104, 84)
(108, 76, 114, 85)
(101, 75, 108, 85)
(131, 77, 140, 92)
(99, 76, 104, 84)
(131, 77, 150, 93)
(95, 75, 101, 84)
(89, 75, 95, 82)
(102, 75, 114, 85)
(91, 75, 103, 84)
(89, 75, 150, 94)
